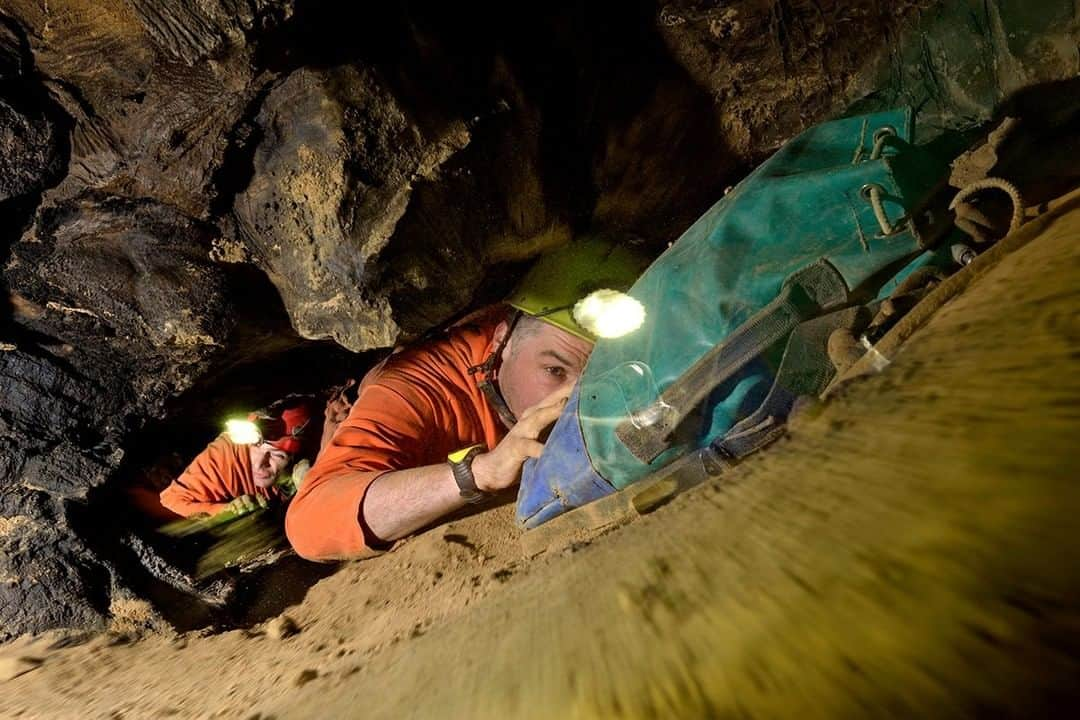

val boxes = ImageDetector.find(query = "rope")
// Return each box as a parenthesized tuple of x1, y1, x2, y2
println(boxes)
(468, 309, 521, 428)
(867, 185, 896, 236)
(948, 177, 1025, 242)
(862, 127, 900, 236)
(869, 126, 895, 161)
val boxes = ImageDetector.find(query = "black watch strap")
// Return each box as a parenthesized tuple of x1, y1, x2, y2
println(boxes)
(448, 444, 489, 504)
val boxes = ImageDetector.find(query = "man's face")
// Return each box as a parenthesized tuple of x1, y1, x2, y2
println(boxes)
(249, 443, 292, 488)
(497, 317, 594, 421)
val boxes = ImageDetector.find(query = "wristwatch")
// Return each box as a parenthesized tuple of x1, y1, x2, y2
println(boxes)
(448, 444, 489, 504)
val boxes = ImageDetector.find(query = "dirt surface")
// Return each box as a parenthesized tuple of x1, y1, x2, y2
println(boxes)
(0, 503, 542, 718)
(1, 195, 1078, 717)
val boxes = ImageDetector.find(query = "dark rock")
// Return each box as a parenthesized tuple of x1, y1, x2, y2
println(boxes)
(0, 349, 113, 450)
(656, 0, 1080, 154)
(6, 194, 234, 401)
(655, 0, 919, 154)
(2, 0, 292, 218)
(234, 65, 472, 351)
(0, 15, 67, 204)
(0, 487, 56, 524)
(0, 523, 111, 642)
(0, 193, 240, 639)
(21, 442, 116, 501)
(0, 17, 23, 78)
(0, 431, 29, 487)
(0, 97, 65, 202)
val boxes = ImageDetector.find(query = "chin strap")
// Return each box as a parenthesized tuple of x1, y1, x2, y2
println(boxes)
(468, 310, 521, 429)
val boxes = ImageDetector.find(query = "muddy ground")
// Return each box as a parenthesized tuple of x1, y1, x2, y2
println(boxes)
(0, 194, 1078, 717)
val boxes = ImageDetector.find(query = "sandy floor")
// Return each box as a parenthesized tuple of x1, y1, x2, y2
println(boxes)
(1, 193, 1078, 719)
(0, 502, 544, 718)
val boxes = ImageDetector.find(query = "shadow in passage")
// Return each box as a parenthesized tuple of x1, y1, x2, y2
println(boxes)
(235, 555, 341, 627)
(79, 489, 342, 634)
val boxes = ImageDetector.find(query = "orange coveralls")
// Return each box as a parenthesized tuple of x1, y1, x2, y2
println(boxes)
(286, 315, 506, 561)
(159, 435, 282, 517)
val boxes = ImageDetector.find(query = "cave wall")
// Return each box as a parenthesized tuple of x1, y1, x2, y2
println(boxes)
(0, 0, 1076, 639)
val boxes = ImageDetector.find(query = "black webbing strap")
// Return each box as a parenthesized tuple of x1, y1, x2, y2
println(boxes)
(713, 305, 868, 460)
(468, 310, 521, 428)
(615, 260, 850, 463)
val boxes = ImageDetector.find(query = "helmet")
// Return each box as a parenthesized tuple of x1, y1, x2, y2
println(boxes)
(506, 236, 652, 341)
(225, 397, 315, 455)
(259, 404, 313, 455)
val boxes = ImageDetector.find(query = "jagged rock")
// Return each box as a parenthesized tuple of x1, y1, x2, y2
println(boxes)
(0, 193, 238, 638)
(0, 17, 22, 77)
(0, 15, 67, 205)
(0, 488, 56, 524)
(6, 194, 233, 394)
(230, 60, 575, 349)
(20, 442, 115, 501)
(0, 348, 125, 524)
(656, 1, 1080, 153)
(0, 522, 111, 642)
(654, 0, 915, 154)
(0, 96, 65, 202)
(234, 65, 458, 351)
(231, 23, 734, 348)
(1, 0, 293, 218)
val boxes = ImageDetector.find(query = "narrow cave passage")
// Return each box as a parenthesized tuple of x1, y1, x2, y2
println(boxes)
(1, 0, 742, 638)
(78, 264, 378, 630)
(0, 1, 1078, 716)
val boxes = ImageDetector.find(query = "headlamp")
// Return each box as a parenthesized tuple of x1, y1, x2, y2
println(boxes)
(572, 289, 646, 339)
(225, 418, 262, 445)
(225, 409, 307, 453)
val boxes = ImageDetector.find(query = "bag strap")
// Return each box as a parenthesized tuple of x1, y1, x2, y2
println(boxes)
(712, 305, 870, 461)
(615, 260, 850, 463)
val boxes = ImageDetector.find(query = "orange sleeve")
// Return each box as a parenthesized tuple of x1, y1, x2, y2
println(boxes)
(286, 366, 469, 561)
(160, 435, 242, 518)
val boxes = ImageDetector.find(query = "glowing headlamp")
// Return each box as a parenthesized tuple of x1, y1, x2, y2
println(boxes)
(225, 418, 262, 445)
(572, 289, 646, 339)
(224, 410, 308, 454)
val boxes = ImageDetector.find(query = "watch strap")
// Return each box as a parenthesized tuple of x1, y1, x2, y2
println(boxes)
(448, 444, 489, 504)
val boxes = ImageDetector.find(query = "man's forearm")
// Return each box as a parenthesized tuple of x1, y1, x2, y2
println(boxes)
(362, 463, 467, 542)
(159, 486, 229, 518)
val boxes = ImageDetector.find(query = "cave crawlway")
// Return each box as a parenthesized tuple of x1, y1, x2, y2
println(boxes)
(85, 252, 551, 633)
(81, 293, 381, 632)
(37, 0, 741, 631)
(1, 186, 1078, 718)
(0, 0, 1076, 658)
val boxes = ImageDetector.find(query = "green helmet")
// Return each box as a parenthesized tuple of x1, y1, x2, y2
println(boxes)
(507, 236, 652, 341)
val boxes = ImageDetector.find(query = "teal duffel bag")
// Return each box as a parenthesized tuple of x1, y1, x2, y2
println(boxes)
(517, 108, 960, 528)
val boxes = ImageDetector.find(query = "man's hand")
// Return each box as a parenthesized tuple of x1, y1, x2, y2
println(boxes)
(224, 494, 268, 516)
(471, 384, 572, 493)
(324, 381, 356, 424)
(360, 385, 572, 544)
(321, 380, 357, 452)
